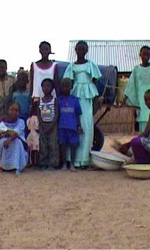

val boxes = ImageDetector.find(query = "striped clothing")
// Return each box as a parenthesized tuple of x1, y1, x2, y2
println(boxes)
(39, 97, 55, 122)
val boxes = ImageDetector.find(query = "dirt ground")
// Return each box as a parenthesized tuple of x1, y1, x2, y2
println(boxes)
(1, 134, 150, 249)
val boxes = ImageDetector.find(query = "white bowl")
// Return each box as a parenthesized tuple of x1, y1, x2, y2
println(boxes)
(90, 150, 125, 170)
(123, 164, 150, 179)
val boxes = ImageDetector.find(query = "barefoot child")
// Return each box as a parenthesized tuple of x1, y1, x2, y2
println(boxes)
(37, 78, 59, 169)
(26, 102, 39, 166)
(58, 78, 83, 172)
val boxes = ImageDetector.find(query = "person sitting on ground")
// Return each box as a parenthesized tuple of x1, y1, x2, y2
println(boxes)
(0, 102, 28, 174)
(112, 89, 150, 164)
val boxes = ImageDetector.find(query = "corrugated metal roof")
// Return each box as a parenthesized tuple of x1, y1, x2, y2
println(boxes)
(68, 40, 150, 72)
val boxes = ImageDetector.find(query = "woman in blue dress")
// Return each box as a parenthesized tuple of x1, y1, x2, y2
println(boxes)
(63, 41, 102, 167)
(0, 103, 28, 174)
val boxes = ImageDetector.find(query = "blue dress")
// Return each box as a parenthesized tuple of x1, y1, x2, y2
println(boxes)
(0, 118, 28, 171)
(63, 60, 101, 166)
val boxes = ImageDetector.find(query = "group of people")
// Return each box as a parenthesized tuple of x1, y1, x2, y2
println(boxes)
(1, 41, 150, 175)
(0, 40, 102, 174)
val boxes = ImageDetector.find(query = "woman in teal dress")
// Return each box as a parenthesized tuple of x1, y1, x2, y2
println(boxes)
(123, 46, 150, 132)
(63, 41, 101, 167)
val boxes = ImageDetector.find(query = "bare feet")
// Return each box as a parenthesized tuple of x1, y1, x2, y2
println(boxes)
(70, 164, 76, 172)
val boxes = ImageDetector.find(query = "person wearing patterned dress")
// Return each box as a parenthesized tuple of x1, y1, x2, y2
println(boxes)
(0, 103, 28, 174)
(63, 41, 102, 167)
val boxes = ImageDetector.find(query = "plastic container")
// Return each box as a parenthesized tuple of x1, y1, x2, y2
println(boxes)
(90, 151, 125, 170)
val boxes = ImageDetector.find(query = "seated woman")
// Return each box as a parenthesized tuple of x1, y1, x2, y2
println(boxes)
(0, 102, 28, 174)
(112, 89, 150, 164)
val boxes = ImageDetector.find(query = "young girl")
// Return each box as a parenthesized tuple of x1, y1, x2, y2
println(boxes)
(123, 46, 150, 132)
(63, 40, 102, 167)
(113, 89, 150, 164)
(58, 78, 82, 172)
(26, 102, 39, 166)
(12, 71, 30, 124)
(37, 78, 59, 170)
(0, 103, 28, 174)
(30, 41, 60, 102)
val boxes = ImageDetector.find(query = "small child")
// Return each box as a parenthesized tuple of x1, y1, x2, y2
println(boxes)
(12, 71, 30, 124)
(58, 78, 83, 172)
(26, 102, 39, 166)
(0, 102, 28, 174)
(37, 78, 59, 170)
(113, 89, 150, 164)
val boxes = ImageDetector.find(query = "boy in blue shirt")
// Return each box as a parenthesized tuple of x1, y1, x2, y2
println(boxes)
(58, 78, 83, 172)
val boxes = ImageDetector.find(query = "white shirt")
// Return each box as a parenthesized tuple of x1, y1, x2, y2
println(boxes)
(32, 62, 57, 98)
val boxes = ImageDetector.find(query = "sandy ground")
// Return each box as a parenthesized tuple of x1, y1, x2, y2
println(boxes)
(1, 134, 150, 249)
